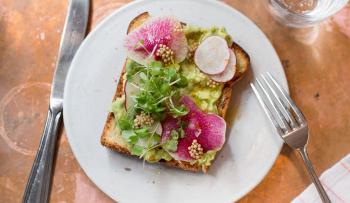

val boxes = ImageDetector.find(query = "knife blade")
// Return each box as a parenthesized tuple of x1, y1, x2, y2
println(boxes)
(23, 0, 89, 202)
(51, 0, 90, 104)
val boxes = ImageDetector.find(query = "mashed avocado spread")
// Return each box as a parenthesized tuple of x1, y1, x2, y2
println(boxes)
(184, 26, 232, 49)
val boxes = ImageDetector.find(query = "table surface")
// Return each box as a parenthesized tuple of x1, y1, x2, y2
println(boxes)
(1, 0, 350, 202)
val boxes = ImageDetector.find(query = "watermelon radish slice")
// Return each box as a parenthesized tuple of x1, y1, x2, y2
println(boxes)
(161, 116, 179, 142)
(124, 16, 188, 66)
(209, 49, 237, 82)
(161, 96, 226, 161)
(194, 36, 230, 75)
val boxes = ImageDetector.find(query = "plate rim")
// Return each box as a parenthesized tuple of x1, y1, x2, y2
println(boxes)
(63, 0, 287, 202)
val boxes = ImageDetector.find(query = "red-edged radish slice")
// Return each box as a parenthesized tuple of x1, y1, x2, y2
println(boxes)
(210, 49, 237, 82)
(124, 80, 140, 111)
(194, 36, 230, 75)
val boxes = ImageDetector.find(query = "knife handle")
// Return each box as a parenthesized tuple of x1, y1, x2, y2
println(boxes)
(23, 108, 62, 203)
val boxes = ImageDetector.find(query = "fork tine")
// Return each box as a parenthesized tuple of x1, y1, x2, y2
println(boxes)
(266, 72, 307, 125)
(255, 78, 291, 132)
(250, 83, 284, 135)
(261, 74, 298, 129)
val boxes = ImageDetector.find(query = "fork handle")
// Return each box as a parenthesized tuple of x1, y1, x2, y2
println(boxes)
(298, 147, 331, 203)
(23, 108, 62, 203)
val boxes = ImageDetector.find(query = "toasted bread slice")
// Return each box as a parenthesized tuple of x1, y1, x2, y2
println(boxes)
(101, 12, 250, 173)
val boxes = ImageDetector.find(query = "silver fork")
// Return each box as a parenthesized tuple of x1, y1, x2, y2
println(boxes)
(250, 73, 331, 203)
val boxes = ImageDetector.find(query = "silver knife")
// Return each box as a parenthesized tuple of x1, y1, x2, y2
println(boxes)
(23, 0, 89, 202)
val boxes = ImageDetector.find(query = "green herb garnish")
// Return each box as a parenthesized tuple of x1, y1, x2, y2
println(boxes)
(129, 61, 189, 119)
(114, 59, 191, 163)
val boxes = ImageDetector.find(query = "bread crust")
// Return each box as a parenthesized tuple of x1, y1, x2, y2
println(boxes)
(100, 12, 250, 173)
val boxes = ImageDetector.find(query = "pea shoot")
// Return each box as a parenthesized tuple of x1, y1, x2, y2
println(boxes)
(116, 59, 189, 162)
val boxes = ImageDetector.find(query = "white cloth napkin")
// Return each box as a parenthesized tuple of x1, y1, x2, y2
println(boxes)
(292, 153, 350, 203)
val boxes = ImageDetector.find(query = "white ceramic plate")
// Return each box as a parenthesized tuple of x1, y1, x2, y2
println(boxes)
(64, 0, 287, 202)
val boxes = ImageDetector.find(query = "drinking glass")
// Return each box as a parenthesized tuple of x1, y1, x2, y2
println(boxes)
(268, 0, 349, 27)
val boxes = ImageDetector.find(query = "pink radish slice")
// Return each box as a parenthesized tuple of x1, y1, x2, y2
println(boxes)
(124, 80, 140, 111)
(194, 36, 230, 75)
(210, 49, 237, 82)
(161, 116, 179, 143)
(161, 96, 226, 161)
(124, 16, 188, 65)
(179, 96, 226, 151)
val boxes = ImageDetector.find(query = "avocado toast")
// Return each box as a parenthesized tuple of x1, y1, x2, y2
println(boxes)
(101, 12, 250, 173)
